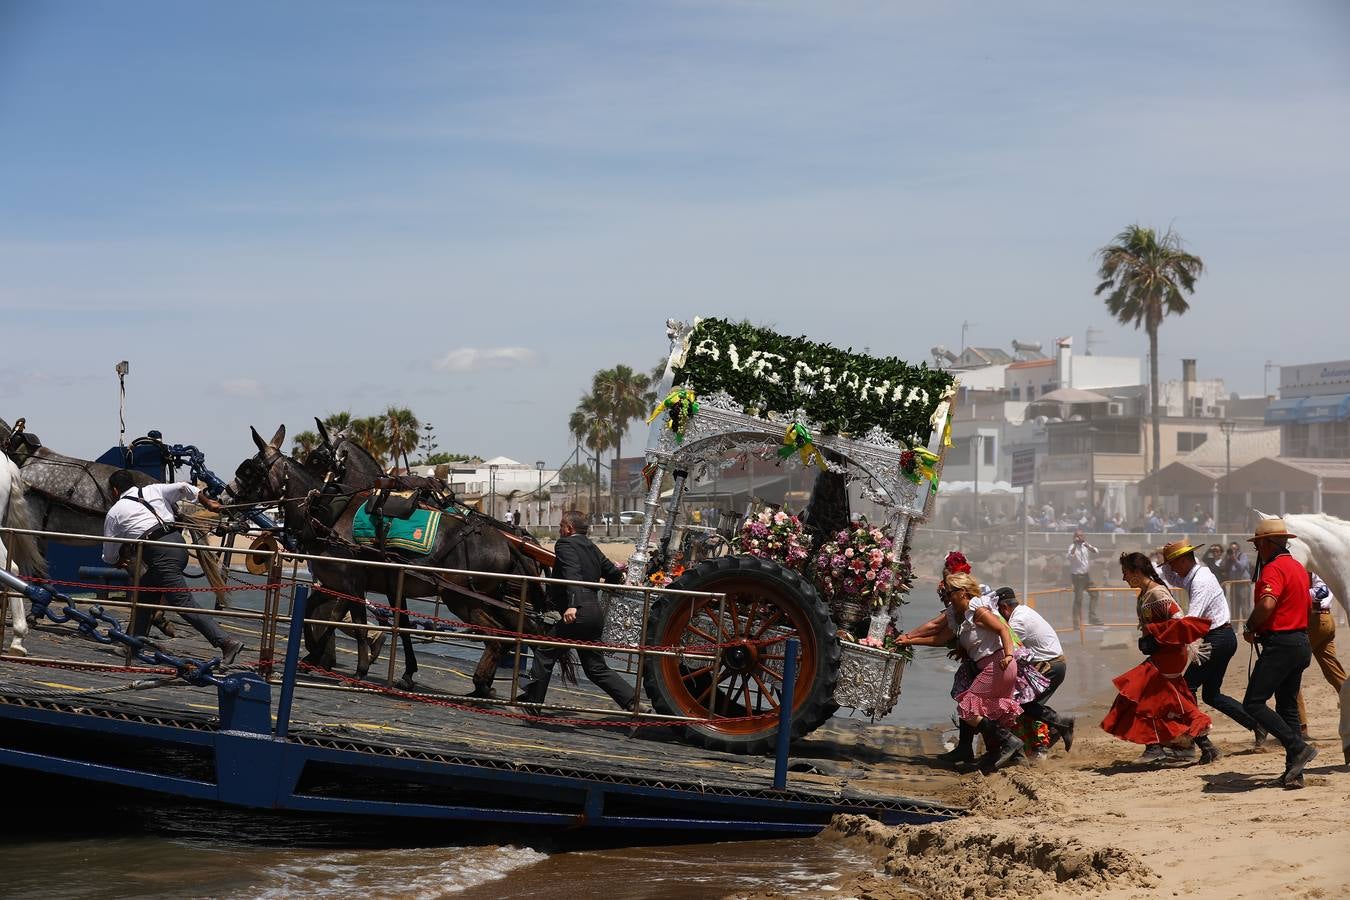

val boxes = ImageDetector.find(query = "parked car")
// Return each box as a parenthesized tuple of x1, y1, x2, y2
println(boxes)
(619, 510, 645, 525)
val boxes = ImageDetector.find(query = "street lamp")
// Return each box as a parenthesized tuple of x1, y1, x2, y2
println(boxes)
(536, 460, 545, 528)
(488, 464, 499, 519)
(1219, 420, 1236, 529)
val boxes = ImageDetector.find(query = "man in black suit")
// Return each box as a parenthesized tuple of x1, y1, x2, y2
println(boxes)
(516, 509, 637, 710)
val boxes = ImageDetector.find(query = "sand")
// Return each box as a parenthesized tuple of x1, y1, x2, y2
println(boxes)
(733, 642, 1350, 899)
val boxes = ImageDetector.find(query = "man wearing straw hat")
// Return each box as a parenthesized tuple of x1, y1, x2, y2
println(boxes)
(1241, 518, 1318, 788)
(1159, 538, 1262, 745)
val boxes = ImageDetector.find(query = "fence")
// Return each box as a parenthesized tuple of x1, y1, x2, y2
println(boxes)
(1025, 579, 1256, 644)
(0, 525, 787, 730)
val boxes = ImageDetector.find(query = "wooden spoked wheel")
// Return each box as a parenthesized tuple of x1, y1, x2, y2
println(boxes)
(642, 555, 840, 755)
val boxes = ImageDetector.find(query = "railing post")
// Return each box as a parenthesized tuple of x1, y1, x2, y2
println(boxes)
(274, 583, 308, 739)
(772, 637, 799, 790)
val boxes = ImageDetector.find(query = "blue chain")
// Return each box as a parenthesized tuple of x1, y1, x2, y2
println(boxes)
(28, 587, 227, 688)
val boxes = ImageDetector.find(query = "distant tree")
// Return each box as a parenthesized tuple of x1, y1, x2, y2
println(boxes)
(383, 406, 421, 472)
(592, 364, 653, 518)
(570, 392, 615, 519)
(417, 422, 439, 464)
(1095, 225, 1204, 477)
(349, 416, 389, 466)
(291, 430, 321, 459)
(321, 411, 353, 433)
(423, 451, 476, 466)
(559, 462, 599, 485)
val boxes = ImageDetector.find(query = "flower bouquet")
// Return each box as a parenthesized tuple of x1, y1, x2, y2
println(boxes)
(731, 509, 811, 571)
(812, 518, 912, 628)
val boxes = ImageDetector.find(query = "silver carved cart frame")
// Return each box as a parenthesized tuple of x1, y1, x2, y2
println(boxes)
(604, 319, 954, 719)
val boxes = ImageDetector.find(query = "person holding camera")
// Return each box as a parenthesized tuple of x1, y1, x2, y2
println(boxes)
(1066, 530, 1100, 627)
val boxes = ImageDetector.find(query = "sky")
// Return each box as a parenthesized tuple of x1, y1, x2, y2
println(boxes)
(2, 1, 1348, 473)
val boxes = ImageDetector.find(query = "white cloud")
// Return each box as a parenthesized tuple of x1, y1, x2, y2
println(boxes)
(433, 347, 539, 373)
(217, 378, 264, 398)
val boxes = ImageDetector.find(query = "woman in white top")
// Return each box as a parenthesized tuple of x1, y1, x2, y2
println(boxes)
(902, 572, 1023, 774)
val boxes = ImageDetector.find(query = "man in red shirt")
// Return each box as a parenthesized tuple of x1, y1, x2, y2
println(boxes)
(1242, 518, 1317, 788)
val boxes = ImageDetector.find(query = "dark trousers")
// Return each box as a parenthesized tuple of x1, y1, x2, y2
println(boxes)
(130, 533, 228, 649)
(1021, 656, 1068, 725)
(518, 598, 635, 710)
(1242, 630, 1311, 754)
(1185, 624, 1257, 731)
(1070, 574, 1097, 627)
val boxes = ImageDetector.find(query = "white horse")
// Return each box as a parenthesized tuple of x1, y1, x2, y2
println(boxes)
(1, 456, 48, 656)
(1254, 510, 1350, 623)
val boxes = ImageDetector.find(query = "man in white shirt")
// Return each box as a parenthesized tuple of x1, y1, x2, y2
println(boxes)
(1160, 539, 1259, 743)
(103, 470, 243, 664)
(995, 587, 1073, 752)
(1066, 530, 1100, 627)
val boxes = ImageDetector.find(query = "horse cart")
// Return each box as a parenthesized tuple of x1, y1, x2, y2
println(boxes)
(607, 317, 956, 754)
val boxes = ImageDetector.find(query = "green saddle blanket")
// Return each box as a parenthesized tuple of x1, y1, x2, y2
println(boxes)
(352, 499, 442, 556)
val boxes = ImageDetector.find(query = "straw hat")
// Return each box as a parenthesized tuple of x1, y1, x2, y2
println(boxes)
(245, 533, 280, 575)
(1248, 518, 1297, 544)
(1161, 539, 1198, 563)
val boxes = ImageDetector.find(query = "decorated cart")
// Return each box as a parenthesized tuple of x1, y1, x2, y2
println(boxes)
(607, 318, 956, 754)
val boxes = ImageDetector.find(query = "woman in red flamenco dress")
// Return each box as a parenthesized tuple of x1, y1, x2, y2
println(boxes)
(1101, 552, 1220, 765)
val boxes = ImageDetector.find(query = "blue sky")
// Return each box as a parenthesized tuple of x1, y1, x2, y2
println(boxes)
(2, 1, 1348, 471)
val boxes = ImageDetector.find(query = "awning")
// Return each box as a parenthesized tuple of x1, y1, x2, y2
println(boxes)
(1264, 397, 1304, 424)
(1265, 393, 1350, 425)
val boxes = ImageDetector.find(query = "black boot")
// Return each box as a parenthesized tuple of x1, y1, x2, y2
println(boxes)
(938, 722, 977, 767)
(1196, 734, 1221, 765)
(1041, 709, 1075, 752)
(979, 722, 1023, 775)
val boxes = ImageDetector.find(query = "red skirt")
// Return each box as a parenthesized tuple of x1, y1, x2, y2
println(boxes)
(1100, 616, 1212, 746)
(956, 653, 1022, 727)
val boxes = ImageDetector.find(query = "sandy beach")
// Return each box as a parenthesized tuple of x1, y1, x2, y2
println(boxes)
(736, 641, 1350, 899)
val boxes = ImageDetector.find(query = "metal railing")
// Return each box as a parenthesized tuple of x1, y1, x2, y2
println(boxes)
(0, 525, 758, 729)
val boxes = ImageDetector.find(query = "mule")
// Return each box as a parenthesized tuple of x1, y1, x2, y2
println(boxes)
(1254, 510, 1350, 623)
(0, 457, 48, 656)
(225, 425, 549, 694)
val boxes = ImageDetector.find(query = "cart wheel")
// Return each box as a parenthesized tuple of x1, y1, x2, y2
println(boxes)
(642, 555, 840, 755)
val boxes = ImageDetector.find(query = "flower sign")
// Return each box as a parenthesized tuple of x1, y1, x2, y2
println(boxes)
(670, 318, 956, 448)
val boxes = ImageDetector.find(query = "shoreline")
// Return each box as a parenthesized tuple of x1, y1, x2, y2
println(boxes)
(732, 643, 1349, 899)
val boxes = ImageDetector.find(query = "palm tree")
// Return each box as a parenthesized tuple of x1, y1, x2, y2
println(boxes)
(570, 392, 615, 521)
(592, 364, 653, 517)
(1095, 225, 1204, 478)
(291, 430, 321, 459)
(383, 406, 421, 473)
(349, 416, 390, 468)
(321, 411, 353, 433)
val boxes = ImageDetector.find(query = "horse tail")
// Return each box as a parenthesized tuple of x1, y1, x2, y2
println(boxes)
(2, 459, 48, 579)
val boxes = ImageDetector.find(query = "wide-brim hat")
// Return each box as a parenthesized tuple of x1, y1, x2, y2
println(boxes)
(245, 533, 280, 575)
(1248, 518, 1297, 543)
(1161, 539, 1198, 563)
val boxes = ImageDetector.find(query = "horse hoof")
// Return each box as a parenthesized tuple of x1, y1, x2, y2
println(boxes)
(6, 641, 27, 658)
(467, 685, 497, 699)
(396, 676, 417, 691)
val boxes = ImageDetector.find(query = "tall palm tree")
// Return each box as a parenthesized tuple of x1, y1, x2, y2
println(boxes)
(592, 364, 653, 517)
(349, 416, 390, 468)
(1095, 225, 1204, 478)
(570, 392, 615, 521)
(291, 430, 321, 459)
(321, 411, 353, 433)
(383, 406, 421, 473)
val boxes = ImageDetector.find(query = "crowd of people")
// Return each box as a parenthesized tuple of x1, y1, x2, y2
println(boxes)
(898, 517, 1345, 789)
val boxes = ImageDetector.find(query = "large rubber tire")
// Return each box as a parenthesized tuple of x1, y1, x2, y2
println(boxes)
(641, 555, 841, 755)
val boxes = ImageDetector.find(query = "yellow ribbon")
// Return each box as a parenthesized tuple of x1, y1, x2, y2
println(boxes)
(646, 388, 699, 442)
(779, 422, 827, 470)
(902, 447, 941, 491)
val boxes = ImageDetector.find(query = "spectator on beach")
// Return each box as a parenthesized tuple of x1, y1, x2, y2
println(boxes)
(1145, 509, 1162, 534)
(1201, 543, 1224, 580)
(1101, 552, 1219, 765)
(1241, 518, 1318, 789)
(515, 510, 637, 712)
(902, 571, 1023, 774)
(1221, 542, 1252, 619)
(1294, 572, 1348, 737)
(1202, 514, 1216, 534)
(1159, 540, 1261, 747)
(1066, 530, 1101, 628)
(995, 587, 1073, 758)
